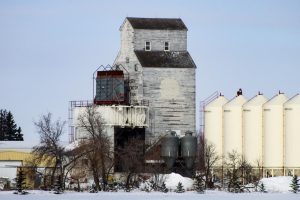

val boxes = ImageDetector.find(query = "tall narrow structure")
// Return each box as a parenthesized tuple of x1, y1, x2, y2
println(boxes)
(263, 93, 288, 176)
(204, 95, 228, 166)
(223, 95, 247, 157)
(284, 94, 300, 175)
(243, 93, 268, 166)
(114, 17, 196, 143)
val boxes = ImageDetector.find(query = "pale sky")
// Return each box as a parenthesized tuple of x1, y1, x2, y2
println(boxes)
(0, 0, 299, 145)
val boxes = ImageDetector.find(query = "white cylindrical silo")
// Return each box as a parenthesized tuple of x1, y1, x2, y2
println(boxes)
(284, 94, 300, 168)
(204, 95, 228, 165)
(263, 93, 288, 169)
(223, 95, 247, 158)
(243, 93, 268, 166)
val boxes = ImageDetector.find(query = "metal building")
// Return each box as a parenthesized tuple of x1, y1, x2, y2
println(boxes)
(243, 93, 268, 166)
(262, 93, 288, 176)
(204, 95, 228, 166)
(223, 95, 247, 158)
(204, 90, 300, 177)
(284, 94, 300, 175)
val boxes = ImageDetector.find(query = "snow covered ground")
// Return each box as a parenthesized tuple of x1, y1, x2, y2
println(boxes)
(0, 190, 300, 200)
(1, 175, 299, 199)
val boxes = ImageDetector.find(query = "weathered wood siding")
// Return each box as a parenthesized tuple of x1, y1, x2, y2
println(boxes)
(115, 19, 196, 144)
(115, 20, 144, 104)
(134, 30, 187, 51)
(143, 67, 196, 142)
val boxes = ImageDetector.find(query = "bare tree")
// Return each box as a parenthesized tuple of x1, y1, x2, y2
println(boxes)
(69, 158, 87, 191)
(33, 113, 66, 188)
(77, 106, 114, 191)
(197, 135, 221, 189)
(62, 146, 89, 190)
(196, 134, 205, 171)
(204, 141, 221, 188)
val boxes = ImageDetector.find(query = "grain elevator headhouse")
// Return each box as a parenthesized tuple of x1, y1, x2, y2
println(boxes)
(114, 17, 196, 144)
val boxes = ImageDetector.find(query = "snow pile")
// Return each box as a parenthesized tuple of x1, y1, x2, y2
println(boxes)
(165, 173, 194, 190)
(140, 173, 194, 191)
(260, 176, 292, 193)
(64, 141, 79, 151)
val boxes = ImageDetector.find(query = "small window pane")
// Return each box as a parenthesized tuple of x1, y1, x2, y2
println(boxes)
(145, 41, 151, 51)
(164, 42, 169, 51)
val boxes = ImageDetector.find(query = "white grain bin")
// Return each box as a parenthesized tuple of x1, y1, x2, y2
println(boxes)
(284, 94, 300, 169)
(223, 95, 247, 158)
(243, 93, 268, 166)
(204, 95, 228, 165)
(263, 93, 288, 169)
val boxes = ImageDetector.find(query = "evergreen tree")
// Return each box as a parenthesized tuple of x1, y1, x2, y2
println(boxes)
(15, 168, 26, 193)
(227, 169, 243, 193)
(15, 127, 23, 141)
(175, 182, 185, 193)
(149, 180, 157, 191)
(290, 175, 300, 193)
(0, 109, 8, 140)
(7, 111, 18, 140)
(160, 182, 168, 193)
(0, 109, 23, 141)
(194, 175, 205, 194)
(258, 182, 267, 193)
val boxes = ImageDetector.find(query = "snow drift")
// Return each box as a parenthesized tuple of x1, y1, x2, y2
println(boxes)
(260, 176, 293, 193)
(140, 172, 194, 190)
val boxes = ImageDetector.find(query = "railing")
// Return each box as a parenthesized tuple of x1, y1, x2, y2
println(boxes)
(70, 100, 93, 108)
(199, 91, 219, 137)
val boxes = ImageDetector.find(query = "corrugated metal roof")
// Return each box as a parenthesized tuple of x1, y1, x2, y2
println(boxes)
(134, 51, 196, 68)
(0, 151, 54, 167)
(0, 151, 31, 161)
(126, 17, 187, 30)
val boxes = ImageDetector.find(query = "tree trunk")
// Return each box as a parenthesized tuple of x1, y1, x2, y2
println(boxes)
(77, 179, 80, 192)
(100, 150, 107, 191)
(125, 172, 133, 191)
(92, 169, 100, 191)
(51, 162, 58, 187)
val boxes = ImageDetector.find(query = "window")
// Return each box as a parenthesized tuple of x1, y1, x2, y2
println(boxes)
(145, 41, 151, 51)
(164, 42, 169, 51)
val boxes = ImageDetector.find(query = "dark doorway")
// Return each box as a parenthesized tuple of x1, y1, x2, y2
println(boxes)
(114, 127, 145, 172)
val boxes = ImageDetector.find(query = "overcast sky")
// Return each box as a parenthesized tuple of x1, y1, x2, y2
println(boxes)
(0, 0, 299, 145)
